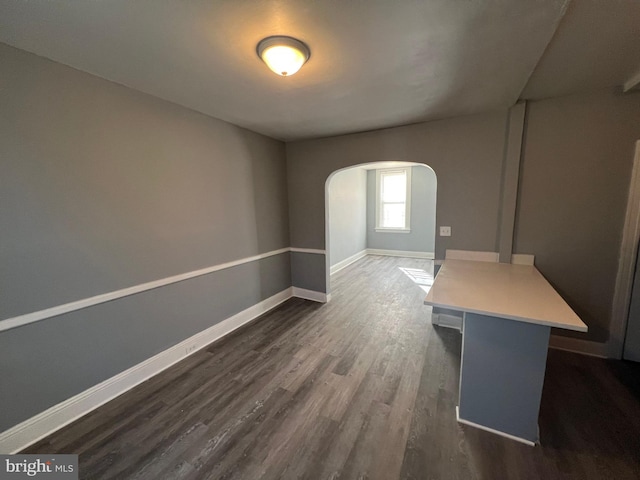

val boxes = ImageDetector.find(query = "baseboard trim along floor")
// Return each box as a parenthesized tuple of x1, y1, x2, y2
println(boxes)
(548, 334, 608, 358)
(330, 250, 368, 275)
(366, 249, 434, 259)
(0, 286, 328, 454)
(291, 287, 330, 303)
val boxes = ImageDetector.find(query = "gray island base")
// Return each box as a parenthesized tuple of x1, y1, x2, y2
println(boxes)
(425, 259, 587, 445)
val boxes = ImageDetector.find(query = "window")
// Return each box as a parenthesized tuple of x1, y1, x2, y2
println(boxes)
(376, 167, 411, 232)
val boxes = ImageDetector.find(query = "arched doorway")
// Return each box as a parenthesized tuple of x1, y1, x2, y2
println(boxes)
(324, 161, 437, 296)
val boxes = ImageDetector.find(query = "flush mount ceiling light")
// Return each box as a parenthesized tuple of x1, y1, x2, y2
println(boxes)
(257, 36, 310, 77)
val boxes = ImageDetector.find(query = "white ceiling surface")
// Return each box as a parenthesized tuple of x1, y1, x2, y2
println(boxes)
(0, 1, 637, 141)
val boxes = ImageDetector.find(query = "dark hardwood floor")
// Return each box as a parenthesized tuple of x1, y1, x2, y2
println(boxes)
(25, 255, 640, 479)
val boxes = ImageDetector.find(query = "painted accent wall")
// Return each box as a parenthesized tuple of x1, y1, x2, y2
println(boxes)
(0, 43, 291, 431)
(328, 168, 367, 267)
(366, 166, 436, 253)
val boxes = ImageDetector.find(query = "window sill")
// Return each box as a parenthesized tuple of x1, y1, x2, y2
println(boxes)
(375, 228, 411, 233)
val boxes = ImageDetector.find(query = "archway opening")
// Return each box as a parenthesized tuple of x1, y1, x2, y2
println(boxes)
(324, 161, 437, 296)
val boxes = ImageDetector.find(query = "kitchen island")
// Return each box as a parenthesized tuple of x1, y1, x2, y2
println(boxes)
(424, 259, 587, 445)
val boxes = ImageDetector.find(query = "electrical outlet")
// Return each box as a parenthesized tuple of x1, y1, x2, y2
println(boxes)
(439, 226, 451, 237)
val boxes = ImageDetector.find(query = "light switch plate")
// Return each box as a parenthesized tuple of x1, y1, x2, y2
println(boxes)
(440, 226, 451, 237)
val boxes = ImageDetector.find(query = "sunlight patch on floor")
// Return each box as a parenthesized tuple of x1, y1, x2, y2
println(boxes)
(399, 267, 434, 293)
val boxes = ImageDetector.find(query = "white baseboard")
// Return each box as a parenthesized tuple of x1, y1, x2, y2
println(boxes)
(330, 250, 367, 275)
(431, 313, 463, 332)
(548, 334, 608, 358)
(331, 249, 434, 275)
(366, 249, 434, 259)
(456, 406, 536, 446)
(292, 287, 330, 303)
(0, 288, 294, 454)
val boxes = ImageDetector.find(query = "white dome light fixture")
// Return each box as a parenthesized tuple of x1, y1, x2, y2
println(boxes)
(257, 36, 310, 77)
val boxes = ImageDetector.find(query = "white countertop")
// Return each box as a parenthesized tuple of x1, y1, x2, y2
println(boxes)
(424, 260, 587, 332)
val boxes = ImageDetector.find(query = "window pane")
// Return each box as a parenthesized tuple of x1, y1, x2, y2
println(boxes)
(382, 172, 406, 202)
(382, 203, 406, 228)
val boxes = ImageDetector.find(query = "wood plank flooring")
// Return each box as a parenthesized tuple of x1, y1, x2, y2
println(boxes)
(25, 255, 640, 479)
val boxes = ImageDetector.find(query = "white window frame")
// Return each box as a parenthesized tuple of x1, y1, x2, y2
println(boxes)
(375, 167, 412, 233)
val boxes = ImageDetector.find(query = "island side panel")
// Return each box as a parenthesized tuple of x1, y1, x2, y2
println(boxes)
(458, 312, 551, 443)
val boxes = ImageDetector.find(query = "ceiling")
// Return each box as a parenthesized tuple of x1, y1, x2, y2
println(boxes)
(521, 0, 640, 99)
(1, 0, 639, 141)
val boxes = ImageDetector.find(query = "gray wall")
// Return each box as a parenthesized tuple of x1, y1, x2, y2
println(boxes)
(0, 44, 291, 430)
(287, 111, 508, 292)
(366, 166, 437, 253)
(287, 88, 640, 346)
(328, 168, 367, 267)
(514, 89, 640, 344)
